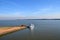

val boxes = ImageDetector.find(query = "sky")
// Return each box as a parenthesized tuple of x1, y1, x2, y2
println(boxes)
(0, 0, 60, 19)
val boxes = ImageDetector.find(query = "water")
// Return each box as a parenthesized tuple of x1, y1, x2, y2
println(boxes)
(0, 20, 60, 40)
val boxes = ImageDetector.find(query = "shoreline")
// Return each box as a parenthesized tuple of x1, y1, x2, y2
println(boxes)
(0, 25, 27, 37)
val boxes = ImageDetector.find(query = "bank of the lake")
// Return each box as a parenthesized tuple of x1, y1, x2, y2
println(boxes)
(0, 25, 26, 37)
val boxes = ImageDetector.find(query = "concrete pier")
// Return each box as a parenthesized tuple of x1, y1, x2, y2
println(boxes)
(0, 25, 27, 36)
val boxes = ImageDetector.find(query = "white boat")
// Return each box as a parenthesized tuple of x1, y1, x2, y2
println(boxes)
(29, 24, 34, 30)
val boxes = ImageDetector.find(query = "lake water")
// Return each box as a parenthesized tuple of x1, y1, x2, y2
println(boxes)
(0, 20, 60, 40)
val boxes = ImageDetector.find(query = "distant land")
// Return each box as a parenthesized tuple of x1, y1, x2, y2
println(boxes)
(16, 19, 60, 20)
(1, 19, 60, 20)
(28, 19, 60, 20)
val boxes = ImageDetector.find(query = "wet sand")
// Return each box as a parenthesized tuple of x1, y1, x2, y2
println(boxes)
(0, 25, 26, 36)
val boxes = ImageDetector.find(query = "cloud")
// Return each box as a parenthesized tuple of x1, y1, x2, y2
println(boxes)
(28, 6, 60, 19)
(0, 12, 24, 19)
(31, 7, 52, 16)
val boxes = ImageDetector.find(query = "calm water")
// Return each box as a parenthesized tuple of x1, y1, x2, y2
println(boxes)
(0, 20, 60, 40)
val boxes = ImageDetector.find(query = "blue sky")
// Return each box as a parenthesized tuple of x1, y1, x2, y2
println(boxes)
(0, 0, 60, 19)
